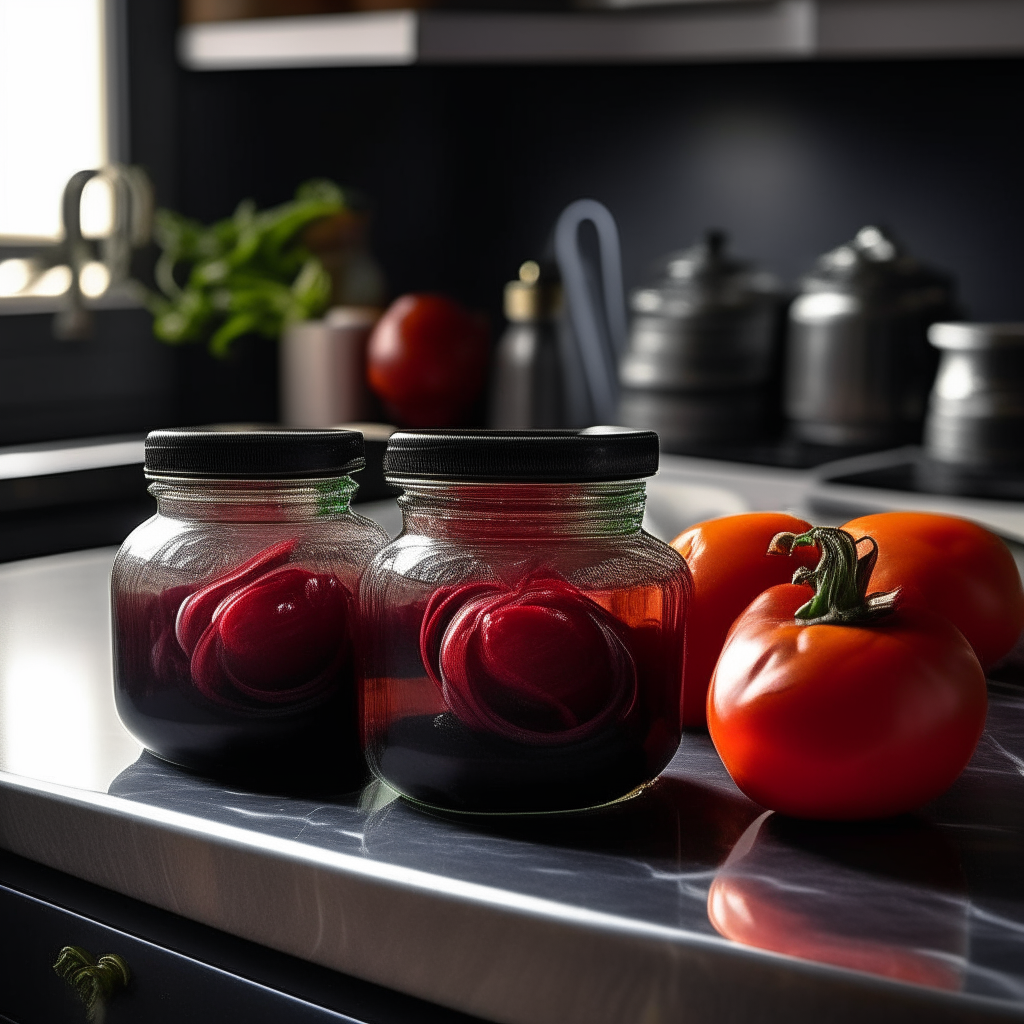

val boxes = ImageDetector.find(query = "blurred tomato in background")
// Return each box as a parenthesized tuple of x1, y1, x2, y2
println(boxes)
(366, 294, 489, 427)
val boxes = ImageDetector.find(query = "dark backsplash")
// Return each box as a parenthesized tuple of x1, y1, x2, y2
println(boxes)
(171, 56, 1024, 322)
(2, 0, 1023, 442)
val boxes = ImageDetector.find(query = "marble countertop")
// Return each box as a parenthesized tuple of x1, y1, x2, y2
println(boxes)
(1, 546, 1024, 1023)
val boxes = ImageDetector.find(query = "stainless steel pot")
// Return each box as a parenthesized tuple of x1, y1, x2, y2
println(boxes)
(785, 226, 957, 447)
(925, 322, 1024, 469)
(618, 231, 783, 448)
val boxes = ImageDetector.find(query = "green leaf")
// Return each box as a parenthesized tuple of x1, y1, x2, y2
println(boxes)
(209, 312, 261, 359)
(146, 178, 351, 355)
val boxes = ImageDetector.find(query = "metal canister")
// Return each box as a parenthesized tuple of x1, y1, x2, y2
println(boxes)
(925, 323, 1024, 469)
(785, 226, 957, 447)
(488, 261, 564, 429)
(618, 231, 783, 449)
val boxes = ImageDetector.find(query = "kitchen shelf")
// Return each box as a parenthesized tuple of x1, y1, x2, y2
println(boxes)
(179, 0, 1024, 68)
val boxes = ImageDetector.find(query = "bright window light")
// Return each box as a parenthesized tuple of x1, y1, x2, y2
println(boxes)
(79, 259, 111, 297)
(0, 257, 32, 296)
(81, 174, 115, 238)
(0, 0, 108, 241)
(28, 265, 72, 297)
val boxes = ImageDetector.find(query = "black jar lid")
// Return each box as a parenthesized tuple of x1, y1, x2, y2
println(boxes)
(145, 428, 365, 479)
(384, 428, 659, 483)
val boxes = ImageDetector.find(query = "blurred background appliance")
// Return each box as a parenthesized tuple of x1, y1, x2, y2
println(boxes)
(488, 260, 564, 429)
(618, 230, 783, 451)
(785, 225, 957, 448)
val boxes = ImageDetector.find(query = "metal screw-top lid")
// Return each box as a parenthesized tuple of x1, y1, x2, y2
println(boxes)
(504, 260, 563, 323)
(384, 427, 659, 482)
(145, 427, 366, 479)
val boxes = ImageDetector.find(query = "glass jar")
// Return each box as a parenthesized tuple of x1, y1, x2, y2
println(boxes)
(360, 429, 691, 814)
(111, 429, 389, 786)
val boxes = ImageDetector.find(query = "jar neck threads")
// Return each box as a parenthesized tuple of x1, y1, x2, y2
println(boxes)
(394, 480, 647, 539)
(148, 476, 357, 523)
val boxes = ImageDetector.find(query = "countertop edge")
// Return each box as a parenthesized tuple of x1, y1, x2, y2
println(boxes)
(0, 771, 1022, 1023)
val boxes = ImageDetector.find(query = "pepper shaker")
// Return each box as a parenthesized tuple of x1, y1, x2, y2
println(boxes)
(488, 260, 565, 429)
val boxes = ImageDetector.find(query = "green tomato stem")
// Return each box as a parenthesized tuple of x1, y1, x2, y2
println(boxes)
(768, 526, 900, 626)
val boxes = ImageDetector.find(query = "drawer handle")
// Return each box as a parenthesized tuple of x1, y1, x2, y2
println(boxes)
(53, 945, 131, 1022)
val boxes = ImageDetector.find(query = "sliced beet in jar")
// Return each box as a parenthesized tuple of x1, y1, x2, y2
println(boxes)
(111, 428, 389, 787)
(359, 428, 691, 813)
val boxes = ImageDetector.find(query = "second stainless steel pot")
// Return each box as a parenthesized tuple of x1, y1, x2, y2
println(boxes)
(785, 226, 957, 447)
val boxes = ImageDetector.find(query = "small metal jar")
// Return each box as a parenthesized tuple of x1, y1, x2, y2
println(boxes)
(785, 226, 957, 447)
(111, 428, 389, 786)
(618, 231, 783, 449)
(359, 429, 690, 814)
(925, 323, 1024, 469)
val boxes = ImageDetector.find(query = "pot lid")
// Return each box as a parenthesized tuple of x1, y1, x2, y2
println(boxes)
(630, 230, 779, 316)
(929, 322, 1024, 350)
(801, 225, 951, 295)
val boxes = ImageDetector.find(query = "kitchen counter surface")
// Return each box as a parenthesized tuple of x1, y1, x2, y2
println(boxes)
(2, 545, 1024, 1023)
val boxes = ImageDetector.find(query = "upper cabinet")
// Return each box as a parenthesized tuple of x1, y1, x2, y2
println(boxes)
(179, 0, 1024, 69)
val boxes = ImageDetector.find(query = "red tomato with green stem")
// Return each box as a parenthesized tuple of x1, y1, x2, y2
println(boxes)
(842, 512, 1024, 670)
(366, 294, 489, 427)
(671, 513, 820, 729)
(708, 526, 987, 820)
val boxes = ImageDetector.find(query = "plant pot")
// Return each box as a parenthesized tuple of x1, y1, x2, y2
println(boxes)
(280, 307, 380, 428)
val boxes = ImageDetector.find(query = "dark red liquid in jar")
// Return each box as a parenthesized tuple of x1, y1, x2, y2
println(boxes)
(364, 565, 686, 813)
(113, 539, 362, 783)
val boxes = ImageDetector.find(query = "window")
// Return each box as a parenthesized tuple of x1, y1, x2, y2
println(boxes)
(0, 0, 115, 243)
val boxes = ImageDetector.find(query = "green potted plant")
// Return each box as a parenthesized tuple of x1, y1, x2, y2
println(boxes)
(150, 179, 384, 425)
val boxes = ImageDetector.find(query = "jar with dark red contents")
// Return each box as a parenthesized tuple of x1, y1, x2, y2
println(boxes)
(359, 429, 690, 813)
(111, 429, 389, 787)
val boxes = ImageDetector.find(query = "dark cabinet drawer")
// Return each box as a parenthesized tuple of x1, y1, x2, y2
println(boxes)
(0, 851, 481, 1024)
(0, 884, 360, 1024)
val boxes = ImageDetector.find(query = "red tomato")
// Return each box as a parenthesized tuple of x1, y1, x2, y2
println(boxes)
(708, 582, 987, 819)
(842, 512, 1024, 670)
(366, 294, 489, 427)
(671, 513, 819, 729)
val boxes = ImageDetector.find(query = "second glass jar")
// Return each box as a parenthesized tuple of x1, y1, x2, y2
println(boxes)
(359, 429, 691, 814)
